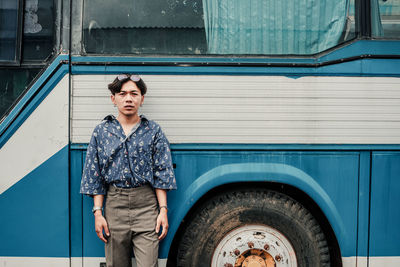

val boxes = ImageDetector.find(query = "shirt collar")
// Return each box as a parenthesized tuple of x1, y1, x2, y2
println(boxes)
(103, 114, 149, 123)
(102, 114, 149, 138)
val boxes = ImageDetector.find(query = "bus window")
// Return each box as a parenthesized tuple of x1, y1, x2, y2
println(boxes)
(373, 0, 400, 37)
(82, 0, 356, 55)
(23, 0, 55, 61)
(0, 0, 20, 62)
(0, 68, 41, 119)
(0, 0, 56, 121)
(83, 0, 206, 55)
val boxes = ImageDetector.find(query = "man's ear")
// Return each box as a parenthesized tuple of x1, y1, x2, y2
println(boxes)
(140, 95, 145, 106)
(111, 94, 116, 105)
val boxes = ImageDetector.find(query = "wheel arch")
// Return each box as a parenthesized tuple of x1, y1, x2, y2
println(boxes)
(166, 163, 343, 266)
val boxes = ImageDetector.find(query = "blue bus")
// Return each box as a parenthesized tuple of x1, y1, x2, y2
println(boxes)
(1, 0, 400, 266)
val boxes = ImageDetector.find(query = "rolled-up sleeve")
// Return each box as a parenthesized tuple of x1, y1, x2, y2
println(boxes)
(80, 130, 107, 195)
(152, 128, 177, 190)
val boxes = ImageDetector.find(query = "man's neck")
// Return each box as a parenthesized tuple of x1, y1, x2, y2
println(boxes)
(116, 114, 141, 127)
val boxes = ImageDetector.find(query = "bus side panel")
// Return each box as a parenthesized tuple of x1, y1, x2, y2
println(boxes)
(166, 150, 360, 258)
(0, 74, 70, 265)
(369, 152, 400, 266)
(0, 146, 69, 257)
(70, 149, 84, 264)
(76, 149, 360, 262)
(82, 151, 105, 258)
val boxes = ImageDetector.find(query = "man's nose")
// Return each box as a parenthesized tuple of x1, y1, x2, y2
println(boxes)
(125, 94, 133, 101)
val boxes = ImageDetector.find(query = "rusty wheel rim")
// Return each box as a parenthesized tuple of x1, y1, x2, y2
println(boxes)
(211, 224, 297, 267)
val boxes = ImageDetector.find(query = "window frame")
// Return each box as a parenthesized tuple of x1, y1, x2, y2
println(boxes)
(0, 0, 59, 66)
(0, 0, 24, 66)
(78, 0, 400, 58)
(78, 0, 368, 58)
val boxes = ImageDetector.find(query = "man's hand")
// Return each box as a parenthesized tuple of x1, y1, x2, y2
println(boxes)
(156, 209, 168, 240)
(94, 211, 110, 243)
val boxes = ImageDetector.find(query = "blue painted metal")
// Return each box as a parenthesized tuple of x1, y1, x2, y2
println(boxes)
(370, 152, 400, 256)
(320, 40, 400, 62)
(0, 145, 69, 257)
(71, 40, 400, 64)
(5, 143, 397, 260)
(357, 152, 371, 257)
(70, 144, 388, 259)
(71, 143, 400, 151)
(82, 155, 106, 257)
(70, 149, 84, 258)
(71, 59, 400, 76)
(0, 60, 69, 149)
(75, 150, 359, 258)
(70, 40, 400, 76)
(162, 151, 360, 258)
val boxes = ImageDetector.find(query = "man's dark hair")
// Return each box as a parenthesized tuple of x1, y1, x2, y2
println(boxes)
(108, 74, 147, 95)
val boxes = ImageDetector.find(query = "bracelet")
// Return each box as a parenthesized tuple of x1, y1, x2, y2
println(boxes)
(92, 206, 103, 213)
(159, 205, 168, 212)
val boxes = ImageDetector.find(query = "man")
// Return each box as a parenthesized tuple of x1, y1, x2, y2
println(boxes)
(80, 74, 177, 267)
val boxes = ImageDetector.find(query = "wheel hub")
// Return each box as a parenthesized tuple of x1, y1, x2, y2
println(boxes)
(211, 224, 297, 267)
(242, 255, 266, 267)
(236, 249, 275, 267)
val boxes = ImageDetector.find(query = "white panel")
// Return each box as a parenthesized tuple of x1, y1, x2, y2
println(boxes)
(0, 257, 69, 267)
(4, 256, 400, 267)
(0, 75, 69, 194)
(356, 256, 368, 267)
(5, 256, 399, 267)
(369, 257, 400, 266)
(71, 257, 83, 267)
(340, 257, 400, 267)
(79, 257, 167, 267)
(342, 256, 357, 267)
(342, 256, 369, 267)
(71, 75, 400, 144)
(0, 257, 168, 267)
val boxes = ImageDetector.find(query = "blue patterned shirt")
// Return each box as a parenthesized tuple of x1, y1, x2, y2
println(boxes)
(80, 115, 177, 195)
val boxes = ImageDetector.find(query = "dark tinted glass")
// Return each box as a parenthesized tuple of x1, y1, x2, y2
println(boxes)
(0, 0, 19, 62)
(0, 68, 41, 120)
(0, 0, 56, 121)
(83, 0, 205, 55)
(23, 0, 55, 61)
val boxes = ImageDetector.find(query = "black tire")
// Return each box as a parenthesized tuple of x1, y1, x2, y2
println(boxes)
(176, 188, 331, 267)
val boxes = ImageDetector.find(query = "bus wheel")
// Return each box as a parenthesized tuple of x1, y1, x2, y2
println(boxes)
(176, 189, 331, 267)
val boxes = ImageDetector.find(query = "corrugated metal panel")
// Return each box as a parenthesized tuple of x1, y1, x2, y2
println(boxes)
(71, 75, 400, 144)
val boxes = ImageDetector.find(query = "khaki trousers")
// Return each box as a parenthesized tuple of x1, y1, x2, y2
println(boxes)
(105, 185, 159, 267)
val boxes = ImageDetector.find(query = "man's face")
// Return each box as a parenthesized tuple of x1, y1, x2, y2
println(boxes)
(111, 80, 144, 118)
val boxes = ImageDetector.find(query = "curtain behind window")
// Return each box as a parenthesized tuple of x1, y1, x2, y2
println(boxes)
(203, 0, 349, 54)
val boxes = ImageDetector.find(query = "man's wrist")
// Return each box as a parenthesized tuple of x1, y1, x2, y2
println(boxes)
(92, 206, 103, 213)
(159, 205, 168, 212)
(94, 209, 103, 216)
